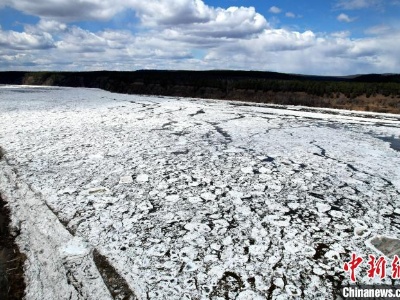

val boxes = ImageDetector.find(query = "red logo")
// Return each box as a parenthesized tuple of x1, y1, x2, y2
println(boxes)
(343, 253, 400, 282)
(343, 253, 363, 282)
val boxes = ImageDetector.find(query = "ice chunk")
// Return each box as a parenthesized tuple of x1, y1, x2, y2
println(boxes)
(165, 194, 180, 204)
(210, 243, 221, 251)
(200, 192, 216, 201)
(284, 241, 304, 254)
(222, 236, 233, 246)
(184, 261, 198, 272)
(60, 237, 90, 259)
(184, 222, 211, 233)
(354, 226, 371, 238)
(148, 243, 167, 257)
(328, 210, 342, 218)
(366, 235, 400, 256)
(119, 175, 133, 184)
(313, 267, 325, 275)
(83, 186, 110, 195)
(137, 200, 153, 211)
(288, 202, 300, 210)
(285, 285, 301, 296)
(249, 244, 269, 256)
(188, 196, 203, 204)
(316, 203, 331, 213)
(241, 167, 253, 174)
(264, 215, 291, 227)
(325, 250, 340, 261)
(274, 278, 285, 288)
(136, 173, 149, 182)
(57, 187, 77, 195)
(303, 246, 316, 258)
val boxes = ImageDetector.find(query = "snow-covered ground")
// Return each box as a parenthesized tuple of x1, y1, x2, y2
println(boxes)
(0, 86, 399, 299)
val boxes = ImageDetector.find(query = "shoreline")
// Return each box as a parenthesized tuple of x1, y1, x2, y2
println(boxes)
(0, 148, 26, 300)
(1, 70, 400, 114)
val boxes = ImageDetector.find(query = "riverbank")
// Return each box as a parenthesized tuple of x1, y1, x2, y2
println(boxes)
(0, 194, 26, 300)
(1, 70, 399, 114)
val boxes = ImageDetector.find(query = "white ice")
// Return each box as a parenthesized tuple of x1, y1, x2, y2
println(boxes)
(0, 86, 399, 299)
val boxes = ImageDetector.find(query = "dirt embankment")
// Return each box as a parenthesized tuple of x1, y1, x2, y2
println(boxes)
(0, 148, 26, 300)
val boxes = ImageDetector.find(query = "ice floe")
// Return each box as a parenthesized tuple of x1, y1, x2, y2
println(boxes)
(0, 86, 399, 299)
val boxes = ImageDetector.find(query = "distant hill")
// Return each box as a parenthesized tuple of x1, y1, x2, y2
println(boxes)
(0, 70, 399, 113)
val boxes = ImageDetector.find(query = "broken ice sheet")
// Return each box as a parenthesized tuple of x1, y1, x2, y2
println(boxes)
(0, 86, 399, 299)
(366, 235, 400, 257)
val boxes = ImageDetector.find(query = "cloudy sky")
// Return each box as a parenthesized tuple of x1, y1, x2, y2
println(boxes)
(0, 0, 399, 75)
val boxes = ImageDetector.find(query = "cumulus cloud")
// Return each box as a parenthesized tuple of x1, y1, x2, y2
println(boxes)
(36, 19, 67, 32)
(337, 13, 356, 22)
(3, 0, 269, 39)
(173, 6, 268, 38)
(3, 0, 268, 34)
(2, 21, 400, 75)
(269, 6, 282, 14)
(202, 27, 400, 75)
(0, 0, 399, 75)
(128, 0, 215, 26)
(55, 27, 109, 53)
(0, 28, 54, 50)
(3, 0, 124, 22)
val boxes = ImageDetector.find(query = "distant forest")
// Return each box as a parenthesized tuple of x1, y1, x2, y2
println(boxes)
(1, 70, 400, 113)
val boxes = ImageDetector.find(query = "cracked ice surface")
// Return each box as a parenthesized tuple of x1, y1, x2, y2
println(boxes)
(0, 86, 400, 299)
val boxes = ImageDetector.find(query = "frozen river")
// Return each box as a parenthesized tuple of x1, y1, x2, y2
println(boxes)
(0, 86, 399, 299)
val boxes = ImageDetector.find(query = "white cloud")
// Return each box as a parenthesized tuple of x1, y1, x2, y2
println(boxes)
(3, 0, 125, 22)
(37, 20, 68, 33)
(127, 0, 214, 26)
(202, 28, 400, 75)
(131, 2, 268, 37)
(364, 24, 391, 35)
(337, 13, 356, 22)
(3, 0, 268, 35)
(336, 0, 382, 10)
(331, 31, 351, 38)
(173, 6, 268, 39)
(285, 12, 296, 18)
(1, 0, 400, 75)
(2, 18, 400, 75)
(269, 6, 282, 14)
(3, 0, 269, 39)
(0, 28, 54, 50)
(55, 27, 109, 53)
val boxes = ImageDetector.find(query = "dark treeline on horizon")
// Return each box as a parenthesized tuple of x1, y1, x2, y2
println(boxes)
(1, 70, 400, 113)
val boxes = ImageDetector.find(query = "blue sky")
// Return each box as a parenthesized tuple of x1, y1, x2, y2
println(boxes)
(0, 0, 399, 75)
